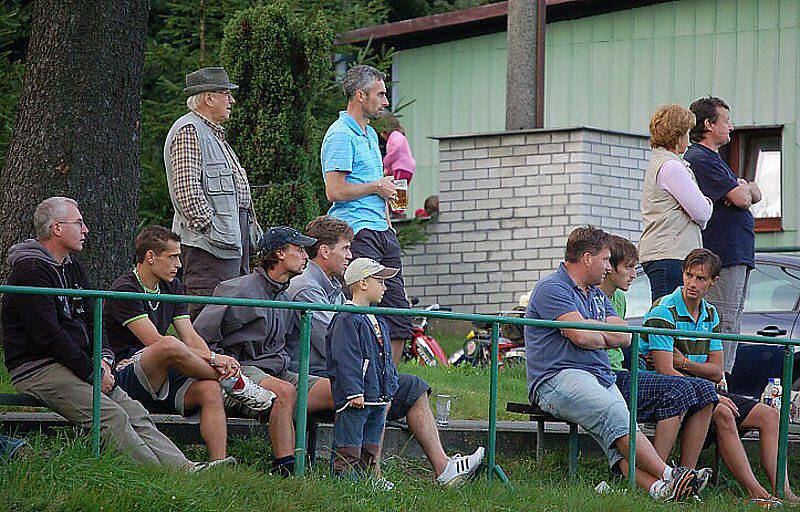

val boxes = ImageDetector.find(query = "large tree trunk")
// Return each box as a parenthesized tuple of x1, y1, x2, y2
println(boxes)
(0, 0, 149, 288)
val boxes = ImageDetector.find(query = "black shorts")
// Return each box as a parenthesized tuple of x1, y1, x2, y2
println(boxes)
(115, 352, 198, 416)
(349, 228, 413, 341)
(387, 374, 431, 421)
(704, 391, 760, 448)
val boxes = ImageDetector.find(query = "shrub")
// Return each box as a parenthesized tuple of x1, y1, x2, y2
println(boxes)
(221, 2, 332, 230)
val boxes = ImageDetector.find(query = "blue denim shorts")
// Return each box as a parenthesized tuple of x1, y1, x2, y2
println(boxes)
(331, 404, 388, 477)
(535, 368, 637, 469)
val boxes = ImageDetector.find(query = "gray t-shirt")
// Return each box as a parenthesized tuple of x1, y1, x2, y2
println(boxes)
(525, 263, 618, 400)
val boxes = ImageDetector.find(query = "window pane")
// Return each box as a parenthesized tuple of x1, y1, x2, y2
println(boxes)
(745, 263, 800, 312)
(745, 135, 781, 219)
(751, 150, 781, 218)
(625, 273, 652, 319)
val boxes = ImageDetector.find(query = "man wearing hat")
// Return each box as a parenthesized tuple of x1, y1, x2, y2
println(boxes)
(164, 66, 261, 319)
(193, 226, 334, 476)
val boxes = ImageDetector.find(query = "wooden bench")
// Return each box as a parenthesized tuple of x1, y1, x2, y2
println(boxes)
(506, 401, 580, 478)
(0, 394, 46, 408)
(0, 392, 331, 467)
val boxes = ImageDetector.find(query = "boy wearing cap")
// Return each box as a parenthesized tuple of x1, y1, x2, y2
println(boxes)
(194, 226, 334, 476)
(326, 258, 399, 486)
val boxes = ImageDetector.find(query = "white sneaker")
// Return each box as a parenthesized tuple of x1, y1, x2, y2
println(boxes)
(370, 476, 395, 491)
(436, 447, 485, 487)
(222, 372, 275, 416)
(189, 456, 237, 472)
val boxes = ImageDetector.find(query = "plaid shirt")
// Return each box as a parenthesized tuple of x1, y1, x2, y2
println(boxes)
(169, 111, 252, 232)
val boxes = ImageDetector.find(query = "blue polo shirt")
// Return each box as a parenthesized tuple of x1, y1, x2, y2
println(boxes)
(525, 263, 619, 399)
(321, 111, 388, 234)
(640, 286, 722, 367)
(684, 143, 755, 269)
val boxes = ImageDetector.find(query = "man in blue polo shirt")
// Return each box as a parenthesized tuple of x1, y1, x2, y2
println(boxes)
(684, 97, 762, 375)
(321, 64, 412, 363)
(525, 226, 700, 501)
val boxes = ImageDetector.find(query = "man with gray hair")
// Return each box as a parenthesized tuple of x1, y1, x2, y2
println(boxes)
(320, 65, 413, 359)
(164, 66, 261, 318)
(1, 197, 201, 469)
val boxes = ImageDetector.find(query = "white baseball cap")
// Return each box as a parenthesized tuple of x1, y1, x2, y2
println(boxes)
(343, 258, 399, 286)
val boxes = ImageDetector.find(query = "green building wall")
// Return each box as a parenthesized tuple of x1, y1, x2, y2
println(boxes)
(392, 0, 800, 246)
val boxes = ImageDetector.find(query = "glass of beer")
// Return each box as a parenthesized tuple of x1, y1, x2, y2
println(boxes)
(390, 179, 408, 214)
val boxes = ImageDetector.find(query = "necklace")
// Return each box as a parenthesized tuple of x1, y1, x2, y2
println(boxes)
(133, 268, 161, 311)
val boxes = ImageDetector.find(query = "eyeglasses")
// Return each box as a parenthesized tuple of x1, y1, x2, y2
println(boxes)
(56, 219, 86, 228)
(209, 90, 233, 99)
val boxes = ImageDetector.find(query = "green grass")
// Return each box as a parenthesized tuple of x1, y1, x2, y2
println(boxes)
(400, 329, 529, 421)
(1, 432, 796, 511)
(399, 361, 528, 421)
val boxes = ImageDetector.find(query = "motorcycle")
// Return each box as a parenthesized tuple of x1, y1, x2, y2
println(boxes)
(448, 306, 526, 368)
(403, 299, 450, 367)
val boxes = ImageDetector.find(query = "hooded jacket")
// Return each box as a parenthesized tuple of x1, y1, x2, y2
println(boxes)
(193, 267, 293, 375)
(1, 239, 113, 384)
(325, 311, 399, 412)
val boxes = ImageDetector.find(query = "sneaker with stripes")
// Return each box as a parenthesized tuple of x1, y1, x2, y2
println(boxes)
(436, 447, 485, 487)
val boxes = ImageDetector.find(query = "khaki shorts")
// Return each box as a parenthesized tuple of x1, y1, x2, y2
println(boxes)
(241, 365, 324, 390)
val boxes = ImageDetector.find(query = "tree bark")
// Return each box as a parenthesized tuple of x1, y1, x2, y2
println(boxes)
(0, 0, 149, 288)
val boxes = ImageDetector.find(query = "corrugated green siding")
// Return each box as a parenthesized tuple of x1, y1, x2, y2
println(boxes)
(392, 33, 508, 213)
(392, 0, 800, 245)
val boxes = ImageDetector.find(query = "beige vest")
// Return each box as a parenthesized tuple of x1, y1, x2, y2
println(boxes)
(638, 148, 703, 263)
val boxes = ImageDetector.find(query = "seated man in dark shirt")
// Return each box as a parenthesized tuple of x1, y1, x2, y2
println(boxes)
(193, 226, 331, 477)
(3, 197, 189, 468)
(106, 226, 274, 464)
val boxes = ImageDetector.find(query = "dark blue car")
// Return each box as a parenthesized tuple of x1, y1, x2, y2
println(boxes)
(623, 253, 800, 398)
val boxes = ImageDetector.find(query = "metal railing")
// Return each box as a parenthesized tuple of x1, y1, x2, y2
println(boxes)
(0, 284, 796, 495)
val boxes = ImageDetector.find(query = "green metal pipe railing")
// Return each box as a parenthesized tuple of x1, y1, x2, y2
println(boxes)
(627, 333, 639, 489)
(91, 298, 103, 457)
(0, 284, 796, 491)
(294, 310, 313, 475)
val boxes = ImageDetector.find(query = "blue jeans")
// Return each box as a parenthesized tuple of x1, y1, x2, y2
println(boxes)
(331, 404, 388, 477)
(535, 369, 637, 469)
(642, 259, 683, 303)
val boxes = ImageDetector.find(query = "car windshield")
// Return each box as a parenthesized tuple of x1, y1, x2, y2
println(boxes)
(624, 260, 800, 319)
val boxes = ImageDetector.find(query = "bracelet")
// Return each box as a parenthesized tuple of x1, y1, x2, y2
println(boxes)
(209, 352, 217, 367)
(681, 356, 688, 370)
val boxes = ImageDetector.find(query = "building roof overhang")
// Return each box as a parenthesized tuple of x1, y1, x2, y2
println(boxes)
(338, 0, 674, 50)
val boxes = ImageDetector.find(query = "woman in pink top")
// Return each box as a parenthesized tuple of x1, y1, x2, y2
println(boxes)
(380, 116, 416, 183)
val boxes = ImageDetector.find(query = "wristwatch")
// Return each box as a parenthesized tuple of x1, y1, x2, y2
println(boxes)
(209, 352, 217, 367)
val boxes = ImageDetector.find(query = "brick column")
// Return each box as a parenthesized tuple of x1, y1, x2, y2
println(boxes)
(402, 127, 649, 314)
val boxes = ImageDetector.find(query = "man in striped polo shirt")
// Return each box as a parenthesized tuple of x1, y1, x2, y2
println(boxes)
(641, 248, 798, 506)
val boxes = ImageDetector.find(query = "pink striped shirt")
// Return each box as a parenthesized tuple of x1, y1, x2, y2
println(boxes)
(382, 130, 416, 176)
(656, 159, 713, 229)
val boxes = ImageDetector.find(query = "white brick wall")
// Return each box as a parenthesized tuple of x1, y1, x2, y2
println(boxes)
(403, 127, 649, 314)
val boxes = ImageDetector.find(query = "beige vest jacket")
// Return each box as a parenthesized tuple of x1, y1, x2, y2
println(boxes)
(638, 148, 703, 263)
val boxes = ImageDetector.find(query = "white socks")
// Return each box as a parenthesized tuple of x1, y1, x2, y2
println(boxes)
(662, 466, 673, 481)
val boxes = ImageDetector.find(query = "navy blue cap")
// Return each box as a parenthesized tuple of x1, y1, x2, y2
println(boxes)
(258, 226, 317, 254)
